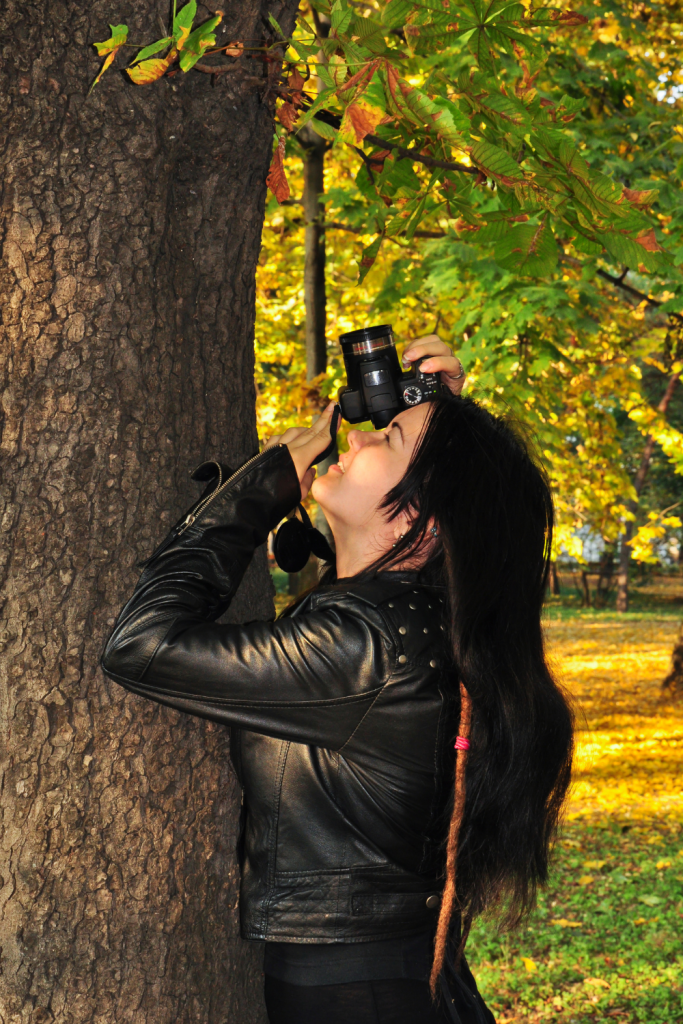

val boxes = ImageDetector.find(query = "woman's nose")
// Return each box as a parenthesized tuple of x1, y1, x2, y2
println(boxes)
(347, 428, 382, 450)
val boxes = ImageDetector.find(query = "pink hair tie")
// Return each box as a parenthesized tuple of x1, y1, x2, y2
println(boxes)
(454, 736, 470, 751)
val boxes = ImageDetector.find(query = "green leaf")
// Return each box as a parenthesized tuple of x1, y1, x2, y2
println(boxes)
(130, 37, 171, 65)
(470, 140, 524, 184)
(268, 12, 284, 36)
(296, 87, 336, 129)
(310, 117, 338, 140)
(93, 23, 128, 56)
(358, 232, 384, 283)
(601, 230, 657, 272)
(331, 1, 354, 35)
(315, 63, 336, 89)
(179, 13, 222, 72)
(572, 234, 603, 256)
(173, 1, 197, 48)
(382, 0, 414, 31)
(557, 142, 591, 180)
(495, 221, 558, 277)
(638, 894, 662, 907)
(290, 38, 318, 60)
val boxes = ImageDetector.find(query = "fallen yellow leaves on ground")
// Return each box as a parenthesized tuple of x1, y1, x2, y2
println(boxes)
(545, 617, 683, 822)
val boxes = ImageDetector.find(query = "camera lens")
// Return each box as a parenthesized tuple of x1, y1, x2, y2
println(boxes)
(339, 324, 393, 358)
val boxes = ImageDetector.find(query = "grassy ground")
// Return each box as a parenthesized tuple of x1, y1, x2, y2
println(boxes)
(469, 585, 683, 1023)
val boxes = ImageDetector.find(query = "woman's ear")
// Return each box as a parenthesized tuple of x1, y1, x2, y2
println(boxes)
(392, 513, 412, 543)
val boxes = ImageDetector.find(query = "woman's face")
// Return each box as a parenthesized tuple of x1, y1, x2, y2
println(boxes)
(312, 404, 431, 530)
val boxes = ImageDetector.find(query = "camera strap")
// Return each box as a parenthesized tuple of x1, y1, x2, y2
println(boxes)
(274, 504, 335, 574)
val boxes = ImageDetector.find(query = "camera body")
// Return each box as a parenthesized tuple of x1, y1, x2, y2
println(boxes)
(337, 324, 445, 429)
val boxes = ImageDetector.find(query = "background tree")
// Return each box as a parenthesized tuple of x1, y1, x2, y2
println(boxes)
(0, 1, 299, 1022)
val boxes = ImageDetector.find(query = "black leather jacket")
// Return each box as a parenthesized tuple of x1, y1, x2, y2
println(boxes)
(101, 445, 454, 943)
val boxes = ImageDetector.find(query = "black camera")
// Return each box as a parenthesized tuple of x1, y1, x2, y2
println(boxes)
(338, 324, 445, 429)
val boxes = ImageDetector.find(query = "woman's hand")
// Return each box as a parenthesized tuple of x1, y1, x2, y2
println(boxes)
(402, 335, 466, 396)
(263, 403, 335, 500)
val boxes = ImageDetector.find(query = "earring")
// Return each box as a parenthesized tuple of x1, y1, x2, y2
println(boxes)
(392, 533, 406, 548)
(430, 525, 438, 537)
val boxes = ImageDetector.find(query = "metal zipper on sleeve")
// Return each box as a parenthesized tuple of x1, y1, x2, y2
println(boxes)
(175, 444, 286, 537)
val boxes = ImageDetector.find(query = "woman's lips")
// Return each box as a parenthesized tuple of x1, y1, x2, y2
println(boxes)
(328, 463, 343, 474)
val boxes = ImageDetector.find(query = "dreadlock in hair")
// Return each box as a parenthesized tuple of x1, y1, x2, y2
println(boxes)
(351, 394, 574, 995)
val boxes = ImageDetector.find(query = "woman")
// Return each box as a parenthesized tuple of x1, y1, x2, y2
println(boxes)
(102, 337, 573, 1024)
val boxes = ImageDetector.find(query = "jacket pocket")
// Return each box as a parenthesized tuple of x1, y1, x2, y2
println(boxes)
(351, 892, 439, 915)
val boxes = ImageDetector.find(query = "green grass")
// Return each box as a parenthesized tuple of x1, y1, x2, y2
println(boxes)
(470, 822, 683, 1023)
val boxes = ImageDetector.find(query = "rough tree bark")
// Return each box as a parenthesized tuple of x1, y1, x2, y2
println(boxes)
(0, 1, 298, 1021)
(301, 128, 327, 382)
(616, 369, 681, 612)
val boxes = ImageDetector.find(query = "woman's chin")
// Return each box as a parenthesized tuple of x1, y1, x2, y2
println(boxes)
(311, 467, 342, 505)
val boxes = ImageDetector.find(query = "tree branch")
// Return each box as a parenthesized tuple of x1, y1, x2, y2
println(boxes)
(309, 109, 479, 176)
(559, 252, 682, 317)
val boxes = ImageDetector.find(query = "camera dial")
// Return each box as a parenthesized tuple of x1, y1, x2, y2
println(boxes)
(402, 385, 422, 406)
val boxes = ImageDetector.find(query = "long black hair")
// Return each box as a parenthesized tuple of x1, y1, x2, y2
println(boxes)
(320, 394, 574, 982)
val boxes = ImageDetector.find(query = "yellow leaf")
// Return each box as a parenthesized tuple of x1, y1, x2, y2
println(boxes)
(93, 24, 128, 56)
(91, 24, 128, 91)
(551, 918, 581, 928)
(175, 24, 191, 51)
(584, 977, 610, 989)
(578, 875, 594, 885)
(583, 859, 606, 870)
(633, 917, 647, 925)
(127, 56, 173, 85)
(91, 51, 118, 90)
(656, 859, 671, 869)
(521, 957, 537, 973)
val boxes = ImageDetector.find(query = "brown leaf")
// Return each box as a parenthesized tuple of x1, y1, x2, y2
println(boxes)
(289, 68, 305, 92)
(337, 59, 380, 96)
(277, 102, 299, 131)
(623, 187, 657, 208)
(384, 61, 401, 103)
(454, 219, 480, 233)
(636, 228, 661, 252)
(224, 41, 244, 57)
(513, 42, 540, 99)
(341, 100, 386, 144)
(287, 69, 306, 109)
(266, 137, 290, 204)
(550, 10, 588, 25)
(368, 149, 391, 168)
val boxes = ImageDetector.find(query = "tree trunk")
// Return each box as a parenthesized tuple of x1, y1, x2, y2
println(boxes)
(550, 561, 561, 596)
(580, 570, 591, 608)
(594, 549, 614, 609)
(0, 2, 298, 1021)
(616, 370, 681, 612)
(663, 624, 683, 693)
(300, 128, 327, 381)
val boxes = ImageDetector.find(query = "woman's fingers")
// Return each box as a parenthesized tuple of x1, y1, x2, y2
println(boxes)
(402, 334, 466, 396)
(272, 403, 335, 495)
(402, 334, 451, 363)
(299, 466, 316, 500)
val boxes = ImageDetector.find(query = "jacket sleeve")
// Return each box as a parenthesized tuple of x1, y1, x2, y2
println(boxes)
(101, 445, 392, 750)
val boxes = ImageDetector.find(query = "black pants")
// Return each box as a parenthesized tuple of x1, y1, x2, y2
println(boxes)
(265, 975, 451, 1024)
